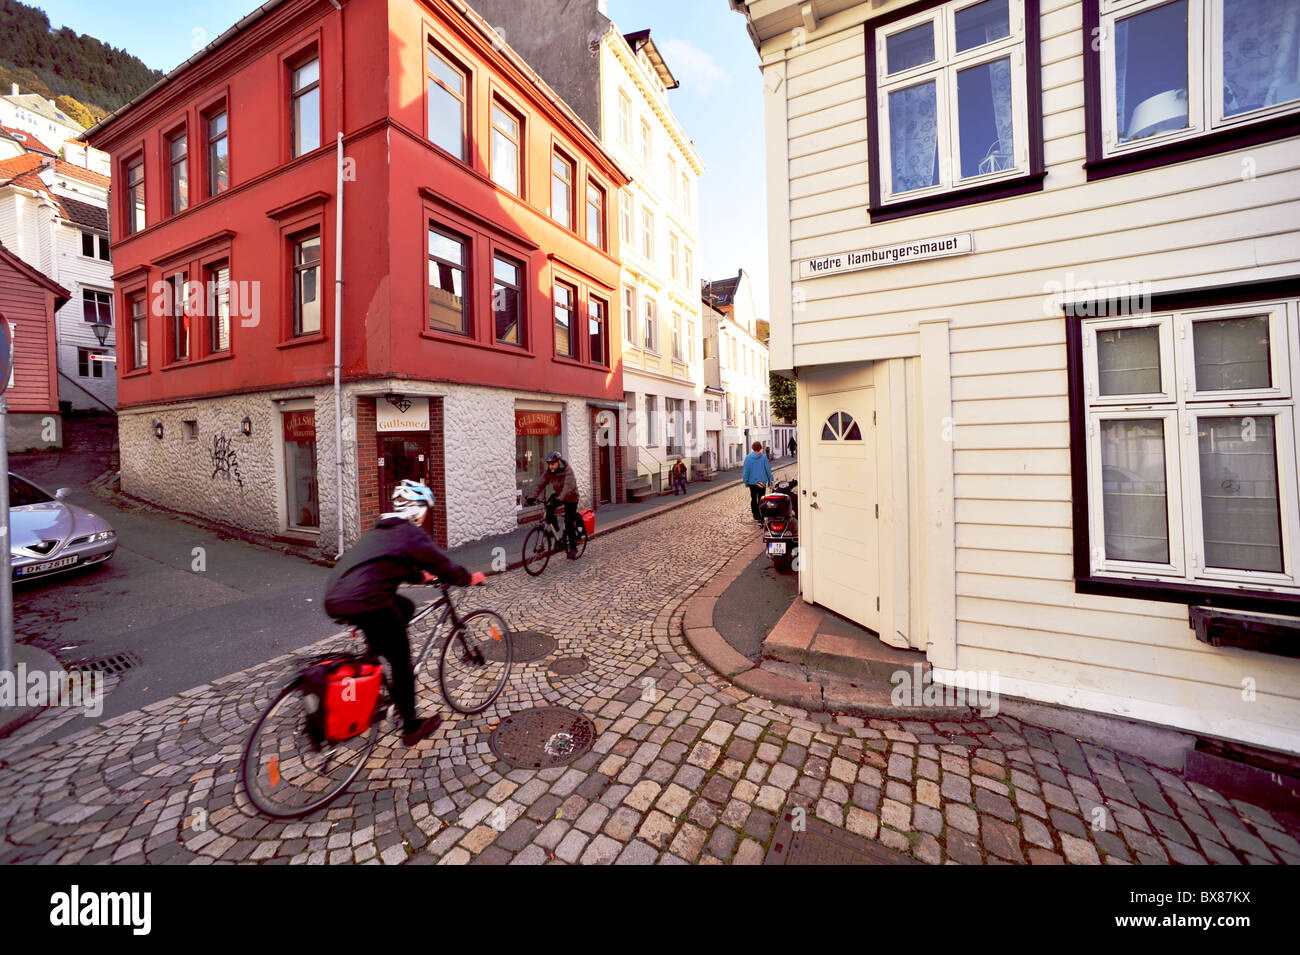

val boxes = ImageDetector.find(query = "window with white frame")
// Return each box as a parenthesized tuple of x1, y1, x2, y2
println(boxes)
(618, 89, 631, 145)
(684, 247, 693, 289)
(669, 232, 680, 282)
(620, 189, 633, 245)
(874, 0, 1030, 202)
(1096, 0, 1300, 157)
(643, 297, 657, 352)
(641, 209, 654, 261)
(1080, 300, 1299, 593)
(640, 118, 652, 167)
(667, 153, 677, 199)
(672, 312, 682, 361)
(623, 285, 636, 343)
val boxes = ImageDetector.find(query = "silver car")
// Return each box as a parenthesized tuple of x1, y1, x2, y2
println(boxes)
(9, 473, 117, 581)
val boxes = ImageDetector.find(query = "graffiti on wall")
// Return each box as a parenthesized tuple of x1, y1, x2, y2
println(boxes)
(211, 434, 244, 491)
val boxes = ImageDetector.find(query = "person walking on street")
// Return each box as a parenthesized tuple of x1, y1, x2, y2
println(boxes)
(670, 457, 688, 495)
(743, 440, 773, 522)
(788, 435, 796, 458)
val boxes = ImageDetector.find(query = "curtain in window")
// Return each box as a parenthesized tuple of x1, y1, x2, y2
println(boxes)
(1222, 0, 1300, 116)
(988, 57, 1014, 170)
(1115, 16, 1130, 136)
(889, 81, 939, 192)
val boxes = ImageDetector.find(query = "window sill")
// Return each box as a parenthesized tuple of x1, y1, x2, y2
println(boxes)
(552, 353, 586, 368)
(418, 329, 537, 357)
(160, 351, 235, 371)
(1189, 606, 1300, 660)
(869, 171, 1046, 223)
(122, 366, 151, 379)
(1085, 113, 1300, 182)
(1076, 574, 1300, 616)
(276, 333, 328, 350)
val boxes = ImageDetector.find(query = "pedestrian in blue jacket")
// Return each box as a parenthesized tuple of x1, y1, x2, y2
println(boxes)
(742, 441, 773, 522)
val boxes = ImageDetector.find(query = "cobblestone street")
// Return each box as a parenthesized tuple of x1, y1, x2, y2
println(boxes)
(2, 480, 1297, 866)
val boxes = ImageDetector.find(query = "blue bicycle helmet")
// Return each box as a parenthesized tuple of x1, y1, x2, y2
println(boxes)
(390, 479, 435, 523)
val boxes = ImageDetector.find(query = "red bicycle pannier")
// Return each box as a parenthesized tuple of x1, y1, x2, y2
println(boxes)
(581, 509, 595, 535)
(302, 657, 384, 742)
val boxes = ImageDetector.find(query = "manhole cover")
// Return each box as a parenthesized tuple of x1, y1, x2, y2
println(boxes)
(549, 657, 588, 675)
(70, 651, 140, 674)
(764, 812, 923, 865)
(488, 706, 596, 769)
(485, 630, 555, 664)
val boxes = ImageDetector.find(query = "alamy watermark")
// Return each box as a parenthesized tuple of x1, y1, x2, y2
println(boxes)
(0, 665, 103, 717)
(890, 664, 999, 717)
(1042, 272, 1152, 318)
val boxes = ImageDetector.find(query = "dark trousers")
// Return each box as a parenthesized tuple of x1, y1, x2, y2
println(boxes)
(672, 475, 687, 495)
(346, 595, 418, 727)
(749, 484, 764, 520)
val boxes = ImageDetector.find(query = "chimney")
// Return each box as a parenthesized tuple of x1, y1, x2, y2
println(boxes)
(10, 83, 17, 96)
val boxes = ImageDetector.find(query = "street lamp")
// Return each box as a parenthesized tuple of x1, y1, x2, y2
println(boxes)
(89, 322, 112, 347)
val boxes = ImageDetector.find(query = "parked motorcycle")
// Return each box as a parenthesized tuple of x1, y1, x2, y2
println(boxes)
(760, 479, 799, 573)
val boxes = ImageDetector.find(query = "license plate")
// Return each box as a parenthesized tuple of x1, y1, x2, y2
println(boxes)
(17, 555, 77, 576)
(767, 542, 787, 556)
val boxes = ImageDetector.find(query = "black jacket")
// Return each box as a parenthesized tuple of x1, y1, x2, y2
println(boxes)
(324, 517, 471, 616)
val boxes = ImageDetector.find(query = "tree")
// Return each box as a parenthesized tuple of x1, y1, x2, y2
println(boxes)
(770, 372, 796, 422)
(54, 94, 93, 130)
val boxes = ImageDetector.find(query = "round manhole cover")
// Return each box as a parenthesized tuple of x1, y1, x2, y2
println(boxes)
(484, 630, 555, 664)
(488, 706, 596, 769)
(549, 657, 588, 675)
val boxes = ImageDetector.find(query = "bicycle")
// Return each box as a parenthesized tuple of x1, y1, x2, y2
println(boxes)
(239, 582, 513, 819)
(521, 495, 587, 576)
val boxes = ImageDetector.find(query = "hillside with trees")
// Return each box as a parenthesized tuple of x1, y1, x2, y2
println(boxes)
(0, 0, 163, 125)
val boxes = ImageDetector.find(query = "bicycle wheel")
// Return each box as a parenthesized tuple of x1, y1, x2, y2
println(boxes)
(569, 522, 588, 560)
(439, 610, 512, 714)
(522, 524, 552, 576)
(240, 675, 381, 818)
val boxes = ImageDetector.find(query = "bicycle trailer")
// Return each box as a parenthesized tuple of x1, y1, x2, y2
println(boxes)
(301, 657, 384, 743)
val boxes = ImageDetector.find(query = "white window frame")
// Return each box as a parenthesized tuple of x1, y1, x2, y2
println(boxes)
(623, 285, 636, 344)
(1098, 0, 1300, 158)
(1081, 298, 1300, 593)
(643, 297, 658, 353)
(669, 232, 680, 282)
(640, 118, 652, 168)
(641, 209, 654, 261)
(620, 189, 634, 245)
(875, 0, 1030, 203)
(618, 89, 631, 145)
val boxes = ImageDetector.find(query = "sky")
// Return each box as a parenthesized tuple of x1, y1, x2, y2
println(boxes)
(33, 0, 772, 319)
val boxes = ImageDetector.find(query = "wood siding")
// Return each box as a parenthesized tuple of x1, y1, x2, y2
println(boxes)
(0, 254, 59, 412)
(768, 0, 1300, 749)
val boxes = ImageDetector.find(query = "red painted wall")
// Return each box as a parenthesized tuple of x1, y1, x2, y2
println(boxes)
(88, 0, 628, 411)
(0, 249, 63, 414)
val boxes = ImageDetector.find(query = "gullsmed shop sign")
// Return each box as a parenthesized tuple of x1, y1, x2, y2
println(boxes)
(799, 233, 974, 279)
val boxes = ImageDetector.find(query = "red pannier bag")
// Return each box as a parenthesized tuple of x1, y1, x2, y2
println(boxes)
(581, 509, 595, 535)
(302, 657, 384, 742)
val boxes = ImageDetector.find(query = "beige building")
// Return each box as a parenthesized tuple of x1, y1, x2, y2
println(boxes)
(732, 0, 1300, 755)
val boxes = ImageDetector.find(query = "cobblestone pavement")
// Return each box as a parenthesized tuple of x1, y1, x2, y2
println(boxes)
(2, 479, 1298, 865)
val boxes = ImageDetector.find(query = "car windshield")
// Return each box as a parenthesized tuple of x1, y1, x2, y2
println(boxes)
(9, 475, 53, 507)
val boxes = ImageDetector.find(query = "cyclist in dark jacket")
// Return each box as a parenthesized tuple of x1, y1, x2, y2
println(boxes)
(532, 451, 580, 559)
(325, 480, 484, 745)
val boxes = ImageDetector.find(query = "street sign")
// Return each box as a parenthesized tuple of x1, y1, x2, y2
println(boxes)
(0, 317, 10, 395)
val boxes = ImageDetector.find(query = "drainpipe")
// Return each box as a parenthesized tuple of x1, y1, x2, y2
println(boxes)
(330, 0, 345, 558)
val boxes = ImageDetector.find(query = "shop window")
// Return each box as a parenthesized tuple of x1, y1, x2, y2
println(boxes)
(284, 410, 320, 529)
(515, 410, 563, 504)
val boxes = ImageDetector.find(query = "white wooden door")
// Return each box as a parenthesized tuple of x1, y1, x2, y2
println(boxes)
(808, 389, 879, 632)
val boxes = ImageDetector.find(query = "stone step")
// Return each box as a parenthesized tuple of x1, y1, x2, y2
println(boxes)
(762, 600, 929, 684)
(753, 660, 974, 720)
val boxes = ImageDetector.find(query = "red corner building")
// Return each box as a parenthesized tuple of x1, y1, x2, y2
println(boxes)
(86, 0, 630, 552)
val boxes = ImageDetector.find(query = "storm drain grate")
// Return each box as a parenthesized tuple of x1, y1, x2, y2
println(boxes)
(548, 657, 588, 676)
(488, 706, 596, 769)
(764, 812, 923, 866)
(485, 630, 555, 664)
(70, 651, 141, 675)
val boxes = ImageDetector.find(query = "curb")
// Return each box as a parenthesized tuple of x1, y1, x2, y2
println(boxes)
(680, 541, 975, 721)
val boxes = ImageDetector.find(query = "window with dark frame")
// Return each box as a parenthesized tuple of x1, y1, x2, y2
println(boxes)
(169, 272, 189, 361)
(1085, 0, 1300, 174)
(167, 128, 188, 214)
(292, 232, 322, 336)
(493, 253, 524, 345)
(551, 152, 574, 229)
(207, 107, 229, 196)
(490, 99, 522, 196)
(291, 54, 321, 157)
(82, 289, 111, 325)
(130, 292, 147, 369)
(1072, 294, 1300, 602)
(554, 281, 576, 357)
(427, 224, 469, 335)
(428, 44, 469, 161)
(589, 296, 608, 365)
(207, 261, 230, 353)
(586, 180, 605, 250)
(125, 155, 145, 234)
(866, 0, 1044, 219)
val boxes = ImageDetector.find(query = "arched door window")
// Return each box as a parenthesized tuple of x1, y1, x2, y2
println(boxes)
(820, 411, 862, 441)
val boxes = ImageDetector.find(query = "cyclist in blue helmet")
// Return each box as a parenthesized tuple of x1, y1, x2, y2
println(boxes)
(325, 479, 485, 745)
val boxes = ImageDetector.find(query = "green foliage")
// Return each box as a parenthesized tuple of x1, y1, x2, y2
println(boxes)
(54, 94, 93, 129)
(0, 0, 164, 116)
(770, 372, 797, 422)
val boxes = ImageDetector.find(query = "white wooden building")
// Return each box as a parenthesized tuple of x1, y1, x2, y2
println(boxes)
(731, 0, 1300, 753)
(705, 269, 774, 466)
